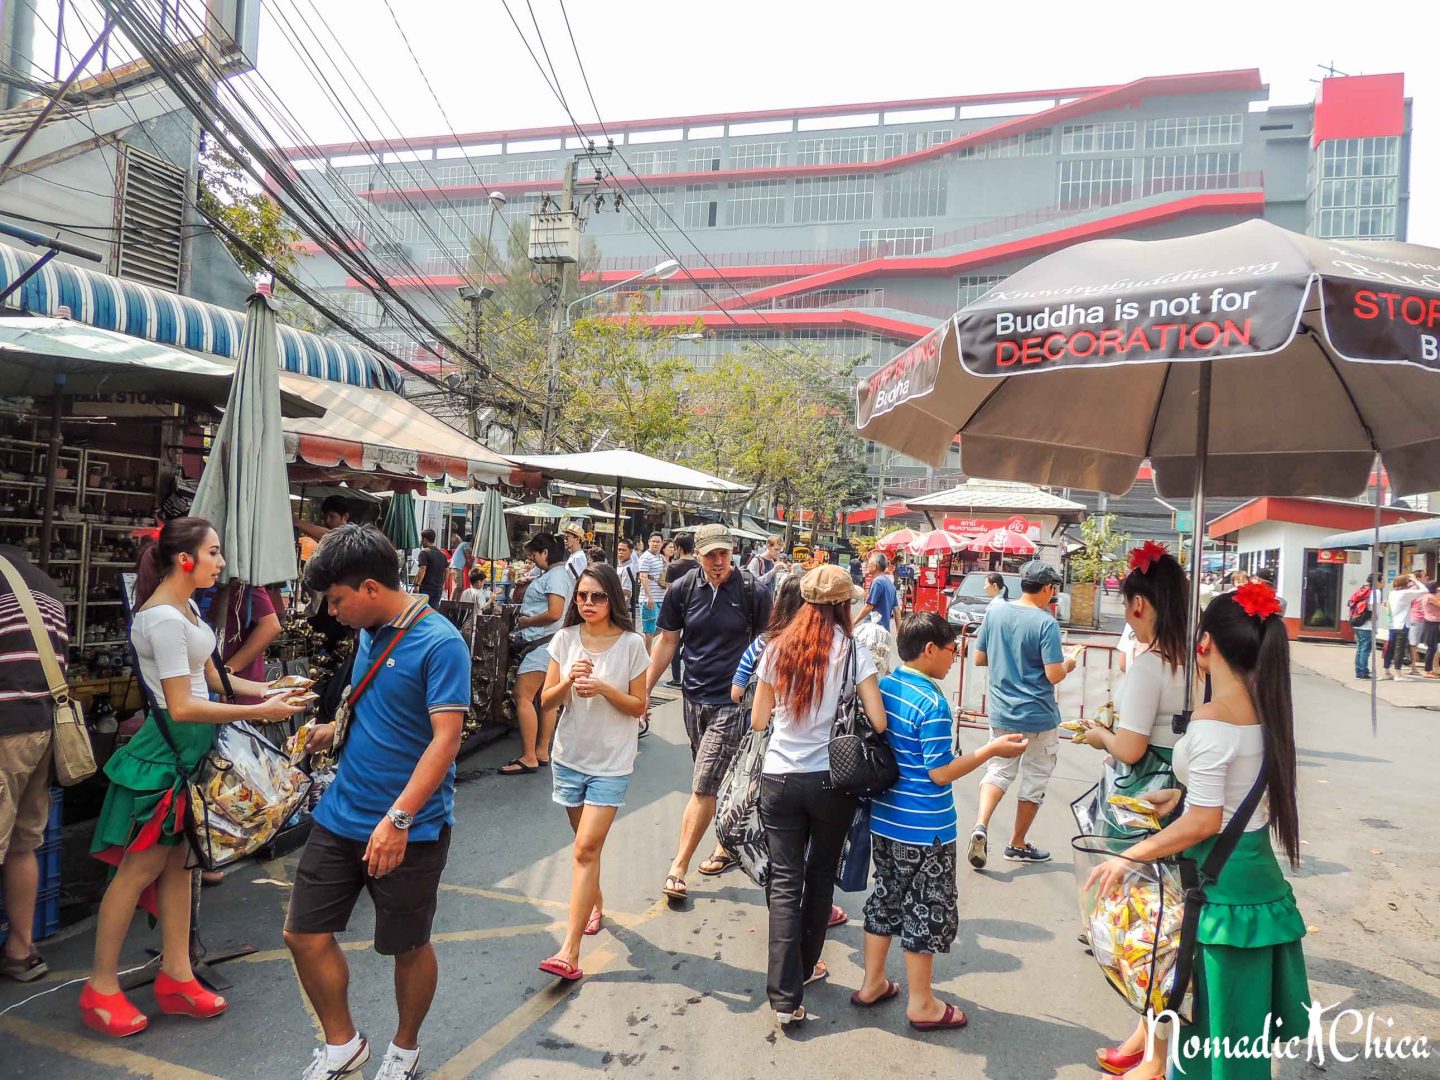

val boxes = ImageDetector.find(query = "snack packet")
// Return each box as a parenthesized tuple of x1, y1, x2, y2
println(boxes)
(1107, 794, 1163, 832)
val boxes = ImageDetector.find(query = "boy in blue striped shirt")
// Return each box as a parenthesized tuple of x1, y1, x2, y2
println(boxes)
(857, 613, 1027, 1031)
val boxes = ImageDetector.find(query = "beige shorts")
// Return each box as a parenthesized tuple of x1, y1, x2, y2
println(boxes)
(0, 730, 53, 862)
(981, 725, 1059, 804)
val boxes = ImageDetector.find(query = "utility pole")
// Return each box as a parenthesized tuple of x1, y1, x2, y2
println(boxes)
(539, 158, 577, 450)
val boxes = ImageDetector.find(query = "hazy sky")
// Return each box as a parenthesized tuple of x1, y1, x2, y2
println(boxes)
(255, 0, 1433, 242)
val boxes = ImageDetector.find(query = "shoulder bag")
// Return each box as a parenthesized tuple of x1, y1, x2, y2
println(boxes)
(0, 554, 95, 785)
(1073, 751, 1268, 1023)
(828, 638, 898, 797)
(326, 607, 434, 760)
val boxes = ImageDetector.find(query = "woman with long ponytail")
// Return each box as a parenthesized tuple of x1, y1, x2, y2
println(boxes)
(1086, 583, 1309, 1080)
(82, 518, 303, 1038)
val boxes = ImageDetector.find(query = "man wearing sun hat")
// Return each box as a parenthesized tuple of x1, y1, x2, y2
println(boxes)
(647, 522, 772, 902)
(561, 523, 588, 580)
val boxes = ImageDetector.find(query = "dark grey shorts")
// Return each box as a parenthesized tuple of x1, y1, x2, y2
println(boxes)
(862, 836, 958, 955)
(682, 697, 745, 797)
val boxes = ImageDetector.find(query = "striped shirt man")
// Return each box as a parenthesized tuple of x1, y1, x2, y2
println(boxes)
(0, 546, 69, 737)
(636, 550, 667, 606)
(870, 665, 957, 846)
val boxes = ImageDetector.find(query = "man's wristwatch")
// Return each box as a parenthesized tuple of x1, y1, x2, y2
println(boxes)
(385, 807, 414, 830)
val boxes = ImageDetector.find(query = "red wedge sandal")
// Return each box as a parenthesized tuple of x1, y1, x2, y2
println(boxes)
(154, 971, 227, 1018)
(79, 983, 149, 1038)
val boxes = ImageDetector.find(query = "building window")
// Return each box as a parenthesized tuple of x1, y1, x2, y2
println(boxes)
(432, 161, 500, 186)
(1060, 120, 1136, 154)
(629, 148, 679, 174)
(1146, 114, 1243, 149)
(378, 207, 430, 245)
(794, 175, 874, 223)
(333, 169, 372, 194)
(956, 275, 1004, 308)
(954, 127, 1053, 160)
(688, 146, 721, 171)
(423, 246, 467, 273)
(438, 199, 489, 241)
(730, 141, 787, 169)
(728, 180, 786, 226)
(1313, 136, 1401, 240)
(624, 187, 677, 231)
(859, 227, 934, 256)
(881, 167, 947, 217)
(1057, 157, 1136, 209)
(1146, 151, 1242, 192)
(795, 135, 877, 166)
(1024, 128, 1053, 156)
(506, 157, 557, 182)
(684, 184, 720, 228)
(883, 129, 952, 157)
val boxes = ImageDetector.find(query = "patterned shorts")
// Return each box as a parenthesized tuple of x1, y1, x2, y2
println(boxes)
(862, 836, 959, 955)
(681, 697, 745, 797)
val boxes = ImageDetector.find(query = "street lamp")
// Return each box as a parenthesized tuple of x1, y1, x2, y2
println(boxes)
(564, 258, 681, 325)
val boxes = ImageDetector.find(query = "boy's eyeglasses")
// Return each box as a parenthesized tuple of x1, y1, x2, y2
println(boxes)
(576, 591, 610, 604)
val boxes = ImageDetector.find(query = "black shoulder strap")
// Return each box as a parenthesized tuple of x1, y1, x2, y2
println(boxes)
(739, 569, 759, 640)
(1198, 749, 1269, 884)
(680, 567, 699, 629)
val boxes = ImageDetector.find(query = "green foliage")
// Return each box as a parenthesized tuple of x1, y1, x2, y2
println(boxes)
(1070, 514, 1132, 584)
(198, 142, 301, 278)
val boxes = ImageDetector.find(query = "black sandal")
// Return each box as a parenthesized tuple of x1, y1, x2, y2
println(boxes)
(698, 851, 738, 876)
(499, 759, 537, 775)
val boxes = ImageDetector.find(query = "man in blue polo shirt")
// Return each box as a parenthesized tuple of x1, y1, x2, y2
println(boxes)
(285, 526, 470, 1080)
(646, 523, 771, 902)
(856, 552, 899, 630)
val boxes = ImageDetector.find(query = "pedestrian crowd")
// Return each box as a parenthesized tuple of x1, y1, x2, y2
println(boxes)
(0, 518, 1314, 1080)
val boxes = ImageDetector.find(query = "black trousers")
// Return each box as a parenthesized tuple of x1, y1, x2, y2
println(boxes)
(1383, 632, 1410, 671)
(758, 770, 857, 1012)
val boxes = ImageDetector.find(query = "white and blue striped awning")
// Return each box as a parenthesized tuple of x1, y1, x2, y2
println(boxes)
(0, 242, 403, 392)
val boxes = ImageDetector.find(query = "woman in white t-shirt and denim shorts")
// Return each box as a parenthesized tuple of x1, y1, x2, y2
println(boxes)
(535, 564, 649, 983)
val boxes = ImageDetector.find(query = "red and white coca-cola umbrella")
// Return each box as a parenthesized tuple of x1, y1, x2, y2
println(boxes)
(907, 529, 973, 556)
(875, 527, 921, 553)
(966, 528, 1037, 555)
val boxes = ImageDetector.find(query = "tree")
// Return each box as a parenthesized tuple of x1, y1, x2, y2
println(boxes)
(1070, 514, 1132, 584)
(197, 142, 301, 279)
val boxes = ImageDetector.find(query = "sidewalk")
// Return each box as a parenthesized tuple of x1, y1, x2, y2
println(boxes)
(1291, 639, 1440, 710)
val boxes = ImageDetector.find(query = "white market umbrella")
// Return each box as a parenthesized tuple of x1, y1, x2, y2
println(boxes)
(191, 293, 298, 588)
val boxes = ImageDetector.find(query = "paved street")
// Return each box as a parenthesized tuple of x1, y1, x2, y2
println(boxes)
(2, 655, 1437, 1079)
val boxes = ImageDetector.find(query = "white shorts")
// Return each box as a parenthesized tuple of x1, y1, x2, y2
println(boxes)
(981, 725, 1060, 804)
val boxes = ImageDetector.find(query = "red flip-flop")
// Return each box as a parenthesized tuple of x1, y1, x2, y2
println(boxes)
(850, 980, 901, 1007)
(909, 1002, 968, 1031)
(538, 956, 583, 982)
(584, 909, 603, 936)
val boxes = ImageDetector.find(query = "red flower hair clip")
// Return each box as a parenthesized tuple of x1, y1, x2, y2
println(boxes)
(1128, 540, 1169, 575)
(1233, 582, 1283, 621)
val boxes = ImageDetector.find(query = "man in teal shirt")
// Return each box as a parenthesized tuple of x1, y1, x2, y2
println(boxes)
(965, 560, 1076, 869)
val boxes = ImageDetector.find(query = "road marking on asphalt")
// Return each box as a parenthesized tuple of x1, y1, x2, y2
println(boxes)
(259, 857, 325, 1040)
(236, 921, 568, 965)
(430, 896, 670, 1080)
(0, 1014, 224, 1079)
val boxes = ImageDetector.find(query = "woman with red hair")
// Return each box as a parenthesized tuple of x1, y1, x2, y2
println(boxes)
(751, 564, 888, 1026)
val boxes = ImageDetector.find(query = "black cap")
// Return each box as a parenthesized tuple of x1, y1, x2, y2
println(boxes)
(1019, 559, 1063, 587)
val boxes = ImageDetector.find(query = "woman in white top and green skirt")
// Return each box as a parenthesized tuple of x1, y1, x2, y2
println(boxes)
(1088, 584, 1309, 1080)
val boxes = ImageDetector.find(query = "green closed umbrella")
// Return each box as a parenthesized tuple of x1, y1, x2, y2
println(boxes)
(473, 487, 510, 584)
(191, 293, 298, 588)
(381, 491, 420, 552)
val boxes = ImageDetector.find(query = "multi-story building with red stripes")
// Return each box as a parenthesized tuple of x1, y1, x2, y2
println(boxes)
(279, 68, 1412, 524)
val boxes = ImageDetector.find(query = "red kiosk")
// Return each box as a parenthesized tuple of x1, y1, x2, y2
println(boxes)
(908, 530, 972, 616)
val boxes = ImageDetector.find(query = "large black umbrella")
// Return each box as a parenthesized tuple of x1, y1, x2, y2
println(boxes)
(856, 219, 1440, 720)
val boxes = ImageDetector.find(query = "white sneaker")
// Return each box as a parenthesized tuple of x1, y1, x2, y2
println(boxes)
(373, 1046, 421, 1080)
(299, 1038, 369, 1080)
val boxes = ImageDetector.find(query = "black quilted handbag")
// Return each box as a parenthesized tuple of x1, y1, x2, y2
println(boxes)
(828, 639, 899, 797)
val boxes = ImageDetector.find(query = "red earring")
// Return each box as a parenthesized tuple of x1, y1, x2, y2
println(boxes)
(1196, 643, 1209, 657)
(180, 556, 194, 572)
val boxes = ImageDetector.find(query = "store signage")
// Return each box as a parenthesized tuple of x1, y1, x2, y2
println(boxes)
(941, 514, 1038, 539)
(1315, 549, 1348, 564)
(72, 392, 184, 418)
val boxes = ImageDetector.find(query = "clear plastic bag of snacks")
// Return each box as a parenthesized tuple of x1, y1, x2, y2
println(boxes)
(1070, 750, 1178, 840)
(1072, 835, 1194, 1022)
(188, 722, 311, 869)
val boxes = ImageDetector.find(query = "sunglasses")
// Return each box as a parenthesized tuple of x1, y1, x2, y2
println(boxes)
(576, 590, 610, 604)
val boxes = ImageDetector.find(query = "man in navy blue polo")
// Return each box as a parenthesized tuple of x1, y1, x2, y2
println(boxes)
(285, 526, 470, 1080)
(646, 523, 771, 902)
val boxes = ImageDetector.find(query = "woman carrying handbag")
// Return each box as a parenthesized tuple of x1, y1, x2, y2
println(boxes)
(751, 565, 887, 1027)
(1086, 585, 1309, 1080)
(82, 518, 303, 1038)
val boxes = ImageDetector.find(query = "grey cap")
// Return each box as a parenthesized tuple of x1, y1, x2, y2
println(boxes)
(1019, 559, 1063, 587)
